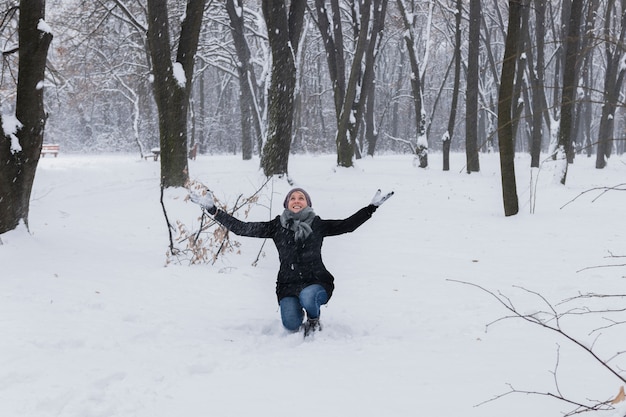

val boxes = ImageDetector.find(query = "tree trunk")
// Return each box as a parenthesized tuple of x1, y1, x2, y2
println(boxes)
(596, 0, 626, 169)
(226, 0, 263, 160)
(444, 0, 463, 172)
(497, 0, 521, 216)
(0, 0, 52, 234)
(510, 2, 528, 148)
(362, 1, 388, 158)
(557, 0, 583, 183)
(575, 0, 599, 159)
(146, 0, 205, 188)
(528, 0, 547, 167)
(260, 0, 305, 177)
(334, 0, 372, 167)
(397, 0, 427, 168)
(466, 0, 481, 173)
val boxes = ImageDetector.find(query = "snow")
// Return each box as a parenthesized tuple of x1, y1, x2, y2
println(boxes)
(38, 18, 52, 34)
(173, 62, 186, 88)
(2, 113, 23, 154)
(2, 113, 21, 137)
(2, 152, 625, 417)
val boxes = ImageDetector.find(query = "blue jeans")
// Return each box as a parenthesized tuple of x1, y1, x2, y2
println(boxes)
(279, 284, 329, 331)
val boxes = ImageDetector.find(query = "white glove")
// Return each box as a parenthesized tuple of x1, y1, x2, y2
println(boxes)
(189, 190, 215, 212)
(370, 189, 394, 207)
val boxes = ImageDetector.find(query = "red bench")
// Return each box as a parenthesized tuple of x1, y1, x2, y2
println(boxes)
(41, 144, 60, 157)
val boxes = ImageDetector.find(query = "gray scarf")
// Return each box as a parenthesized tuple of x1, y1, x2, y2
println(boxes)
(280, 207, 316, 242)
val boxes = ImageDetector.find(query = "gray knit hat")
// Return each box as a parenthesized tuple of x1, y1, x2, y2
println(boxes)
(283, 188, 312, 208)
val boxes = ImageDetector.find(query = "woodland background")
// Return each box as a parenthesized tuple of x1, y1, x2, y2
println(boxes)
(2, 0, 626, 232)
(3, 0, 626, 162)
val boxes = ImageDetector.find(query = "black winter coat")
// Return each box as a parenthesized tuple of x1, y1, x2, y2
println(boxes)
(213, 205, 377, 301)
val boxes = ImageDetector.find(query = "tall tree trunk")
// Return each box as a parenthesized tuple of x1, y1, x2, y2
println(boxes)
(557, 0, 583, 183)
(260, 0, 305, 177)
(362, 1, 388, 158)
(0, 0, 53, 234)
(466, 0, 481, 173)
(146, 0, 205, 188)
(528, 0, 547, 167)
(334, 0, 372, 167)
(226, 0, 263, 160)
(353, 0, 387, 161)
(510, 2, 528, 147)
(596, 0, 626, 168)
(397, 0, 427, 168)
(497, 0, 521, 216)
(575, 0, 599, 159)
(443, 0, 463, 172)
(315, 0, 346, 120)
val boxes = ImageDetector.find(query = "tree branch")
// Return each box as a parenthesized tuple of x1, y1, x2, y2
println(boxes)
(449, 279, 626, 386)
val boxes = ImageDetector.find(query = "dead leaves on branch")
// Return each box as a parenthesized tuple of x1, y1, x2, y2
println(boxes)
(612, 386, 625, 404)
(165, 178, 267, 266)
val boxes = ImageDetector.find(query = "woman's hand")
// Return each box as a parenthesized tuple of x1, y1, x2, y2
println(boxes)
(189, 189, 216, 213)
(370, 189, 394, 207)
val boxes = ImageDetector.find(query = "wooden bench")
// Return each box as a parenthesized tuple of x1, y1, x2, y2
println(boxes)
(144, 148, 161, 161)
(41, 144, 60, 157)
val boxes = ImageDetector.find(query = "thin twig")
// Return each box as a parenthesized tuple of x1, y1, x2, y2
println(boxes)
(561, 183, 626, 209)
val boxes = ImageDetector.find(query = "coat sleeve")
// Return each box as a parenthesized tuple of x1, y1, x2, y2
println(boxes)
(213, 210, 276, 238)
(319, 205, 377, 237)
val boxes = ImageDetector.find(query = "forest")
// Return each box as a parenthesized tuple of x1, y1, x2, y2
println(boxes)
(2, 0, 626, 230)
(1, 1, 623, 158)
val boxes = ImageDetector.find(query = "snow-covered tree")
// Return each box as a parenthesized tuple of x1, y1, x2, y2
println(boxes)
(0, 0, 53, 234)
(145, 0, 206, 188)
(260, 0, 305, 177)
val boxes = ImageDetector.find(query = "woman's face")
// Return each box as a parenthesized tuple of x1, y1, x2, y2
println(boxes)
(287, 191, 308, 213)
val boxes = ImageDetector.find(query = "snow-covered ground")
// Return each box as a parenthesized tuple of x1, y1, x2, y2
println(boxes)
(2, 152, 625, 417)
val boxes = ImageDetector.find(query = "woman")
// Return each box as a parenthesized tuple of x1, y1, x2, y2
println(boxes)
(190, 187, 393, 335)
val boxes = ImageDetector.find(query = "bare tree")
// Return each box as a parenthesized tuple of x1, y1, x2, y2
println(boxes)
(313, 0, 387, 168)
(0, 1, 53, 234)
(361, 0, 388, 158)
(397, 0, 429, 168)
(526, 0, 549, 168)
(571, 0, 600, 160)
(225, 0, 264, 160)
(497, 0, 521, 217)
(443, 0, 463, 172)
(556, 0, 584, 184)
(596, 0, 626, 169)
(466, 0, 480, 173)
